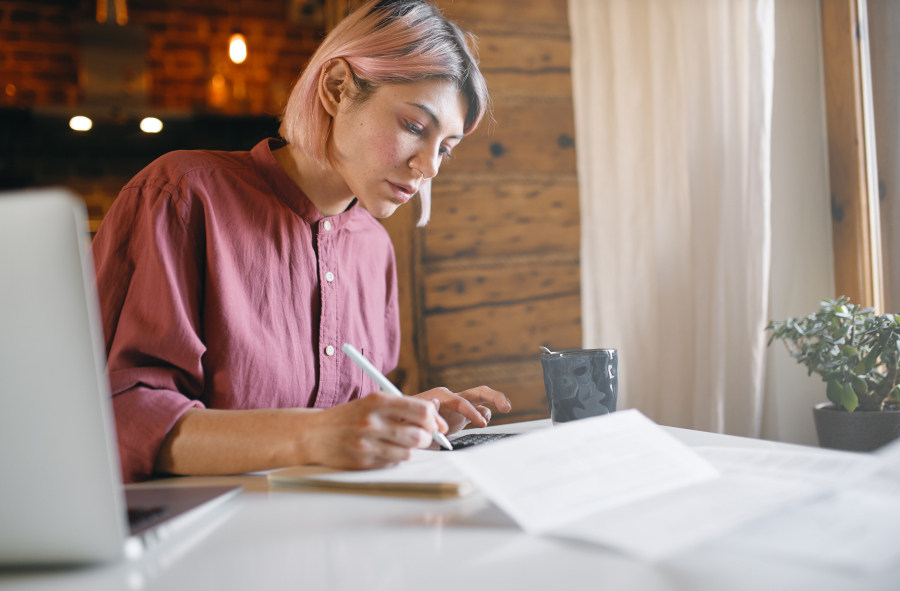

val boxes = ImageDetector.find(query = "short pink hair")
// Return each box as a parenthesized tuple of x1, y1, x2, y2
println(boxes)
(279, 0, 491, 226)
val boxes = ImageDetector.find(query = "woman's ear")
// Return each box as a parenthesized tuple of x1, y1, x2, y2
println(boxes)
(318, 58, 355, 117)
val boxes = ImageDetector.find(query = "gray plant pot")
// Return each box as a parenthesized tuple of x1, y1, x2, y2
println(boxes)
(813, 402, 900, 452)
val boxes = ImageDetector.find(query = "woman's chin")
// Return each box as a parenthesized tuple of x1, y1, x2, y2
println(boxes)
(360, 199, 403, 219)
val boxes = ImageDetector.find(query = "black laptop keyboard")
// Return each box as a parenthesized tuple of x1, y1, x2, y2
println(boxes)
(441, 433, 517, 451)
(127, 506, 169, 529)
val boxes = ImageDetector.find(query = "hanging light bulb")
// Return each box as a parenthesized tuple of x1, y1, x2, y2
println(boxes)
(69, 116, 93, 131)
(140, 117, 163, 133)
(228, 33, 247, 64)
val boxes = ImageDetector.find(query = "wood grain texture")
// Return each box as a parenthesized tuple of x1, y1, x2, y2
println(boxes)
(424, 177, 579, 260)
(430, 359, 550, 423)
(477, 34, 572, 72)
(821, 0, 878, 307)
(485, 72, 573, 103)
(440, 0, 570, 36)
(425, 294, 582, 367)
(424, 259, 580, 312)
(440, 101, 577, 174)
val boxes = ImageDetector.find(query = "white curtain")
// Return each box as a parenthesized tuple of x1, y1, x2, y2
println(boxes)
(570, 0, 775, 436)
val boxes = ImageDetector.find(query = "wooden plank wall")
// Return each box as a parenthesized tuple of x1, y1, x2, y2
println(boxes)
(381, 0, 583, 424)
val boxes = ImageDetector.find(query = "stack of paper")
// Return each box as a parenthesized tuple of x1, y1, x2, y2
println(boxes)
(721, 440, 900, 574)
(448, 410, 825, 560)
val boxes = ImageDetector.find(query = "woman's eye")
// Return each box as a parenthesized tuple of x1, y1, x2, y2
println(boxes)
(405, 121, 423, 135)
(439, 147, 452, 160)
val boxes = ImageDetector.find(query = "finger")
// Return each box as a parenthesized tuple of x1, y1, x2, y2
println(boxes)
(367, 441, 415, 467)
(438, 394, 488, 428)
(378, 424, 432, 449)
(476, 405, 492, 424)
(431, 398, 449, 433)
(458, 386, 512, 412)
(372, 393, 441, 433)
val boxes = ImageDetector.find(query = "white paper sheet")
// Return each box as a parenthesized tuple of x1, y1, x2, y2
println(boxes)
(448, 410, 720, 535)
(860, 436, 900, 496)
(695, 446, 879, 486)
(554, 473, 819, 560)
(728, 489, 900, 574)
(709, 441, 900, 573)
(275, 449, 468, 484)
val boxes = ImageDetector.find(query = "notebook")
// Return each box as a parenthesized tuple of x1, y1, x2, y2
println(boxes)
(268, 449, 474, 498)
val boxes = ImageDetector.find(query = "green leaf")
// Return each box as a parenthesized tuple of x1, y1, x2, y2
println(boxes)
(891, 386, 900, 401)
(827, 380, 843, 405)
(843, 346, 857, 357)
(852, 376, 868, 396)
(842, 383, 859, 413)
(863, 348, 880, 372)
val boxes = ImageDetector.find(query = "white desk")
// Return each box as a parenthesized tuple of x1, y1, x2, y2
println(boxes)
(1, 421, 897, 591)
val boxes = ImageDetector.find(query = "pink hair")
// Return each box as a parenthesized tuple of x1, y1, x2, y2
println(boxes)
(279, 0, 491, 226)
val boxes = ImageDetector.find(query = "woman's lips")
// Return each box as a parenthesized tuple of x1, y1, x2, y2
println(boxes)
(387, 181, 416, 203)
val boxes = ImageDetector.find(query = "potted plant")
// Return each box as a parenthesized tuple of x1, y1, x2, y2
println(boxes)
(767, 297, 900, 451)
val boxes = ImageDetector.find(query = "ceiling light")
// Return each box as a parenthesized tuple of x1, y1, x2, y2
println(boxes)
(229, 33, 247, 64)
(69, 116, 92, 131)
(140, 117, 163, 133)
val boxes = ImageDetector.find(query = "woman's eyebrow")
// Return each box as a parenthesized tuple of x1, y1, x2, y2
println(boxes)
(408, 102, 464, 139)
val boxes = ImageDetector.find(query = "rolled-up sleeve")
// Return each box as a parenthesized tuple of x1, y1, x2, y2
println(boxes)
(92, 179, 206, 483)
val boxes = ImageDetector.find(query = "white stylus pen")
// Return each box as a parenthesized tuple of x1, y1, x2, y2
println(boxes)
(341, 343, 453, 450)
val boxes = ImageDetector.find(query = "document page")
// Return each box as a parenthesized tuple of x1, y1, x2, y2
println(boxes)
(301, 450, 467, 484)
(729, 489, 900, 574)
(724, 438, 900, 573)
(862, 436, 900, 496)
(695, 446, 879, 486)
(448, 410, 720, 534)
(554, 473, 819, 560)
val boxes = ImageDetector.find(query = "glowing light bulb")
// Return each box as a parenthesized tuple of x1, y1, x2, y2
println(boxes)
(228, 34, 247, 64)
(69, 116, 92, 131)
(140, 117, 163, 133)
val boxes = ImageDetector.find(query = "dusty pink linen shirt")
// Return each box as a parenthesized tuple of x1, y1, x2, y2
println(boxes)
(92, 138, 400, 483)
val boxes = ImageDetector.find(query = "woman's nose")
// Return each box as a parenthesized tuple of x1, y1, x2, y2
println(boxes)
(409, 147, 441, 180)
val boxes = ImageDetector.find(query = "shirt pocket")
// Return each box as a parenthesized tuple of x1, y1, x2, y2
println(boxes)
(358, 347, 384, 399)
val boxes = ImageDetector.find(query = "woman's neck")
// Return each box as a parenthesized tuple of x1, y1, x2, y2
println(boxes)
(272, 144, 356, 217)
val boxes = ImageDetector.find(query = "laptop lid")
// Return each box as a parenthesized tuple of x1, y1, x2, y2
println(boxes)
(0, 188, 128, 564)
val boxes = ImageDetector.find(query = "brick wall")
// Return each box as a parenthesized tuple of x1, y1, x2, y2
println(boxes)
(1, 1, 80, 107)
(0, 0, 323, 115)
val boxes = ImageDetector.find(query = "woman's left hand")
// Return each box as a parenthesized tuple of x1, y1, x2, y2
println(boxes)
(413, 386, 512, 434)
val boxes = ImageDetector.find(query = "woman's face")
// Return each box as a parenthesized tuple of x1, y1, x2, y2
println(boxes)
(328, 77, 468, 219)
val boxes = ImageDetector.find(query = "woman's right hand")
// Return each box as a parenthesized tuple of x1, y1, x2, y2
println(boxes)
(302, 392, 449, 470)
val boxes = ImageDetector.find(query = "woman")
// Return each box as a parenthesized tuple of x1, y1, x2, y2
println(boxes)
(92, 0, 510, 483)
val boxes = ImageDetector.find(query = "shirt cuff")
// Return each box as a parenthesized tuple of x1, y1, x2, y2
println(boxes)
(112, 387, 204, 483)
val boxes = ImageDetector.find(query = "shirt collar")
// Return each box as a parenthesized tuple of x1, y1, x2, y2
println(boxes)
(250, 138, 361, 230)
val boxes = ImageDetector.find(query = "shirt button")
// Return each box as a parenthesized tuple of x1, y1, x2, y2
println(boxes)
(325, 271, 334, 283)
(323, 220, 332, 231)
(325, 345, 335, 356)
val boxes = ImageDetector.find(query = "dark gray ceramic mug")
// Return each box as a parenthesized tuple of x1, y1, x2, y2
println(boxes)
(541, 348, 617, 423)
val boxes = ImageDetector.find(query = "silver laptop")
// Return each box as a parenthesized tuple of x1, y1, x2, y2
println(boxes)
(0, 188, 240, 565)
